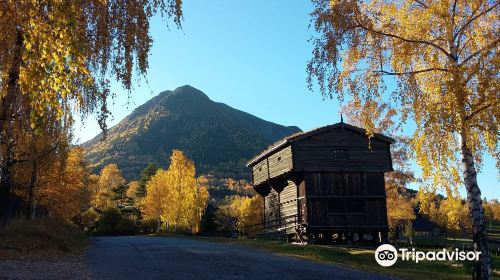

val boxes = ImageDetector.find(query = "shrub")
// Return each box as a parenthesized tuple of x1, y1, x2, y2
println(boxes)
(94, 208, 138, 235)
(139, 218, 158, 234)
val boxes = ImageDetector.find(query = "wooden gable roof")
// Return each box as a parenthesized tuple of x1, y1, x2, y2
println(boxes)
(246, 122, 395, 167)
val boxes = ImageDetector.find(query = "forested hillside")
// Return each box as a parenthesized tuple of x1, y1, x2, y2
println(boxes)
(84, 85, 301, 180)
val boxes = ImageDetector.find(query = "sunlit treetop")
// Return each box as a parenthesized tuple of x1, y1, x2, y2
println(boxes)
(0, 0, 183, 130)
(308, 0, 499, 192)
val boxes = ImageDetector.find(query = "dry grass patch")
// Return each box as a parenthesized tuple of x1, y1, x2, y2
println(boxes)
(0, 217, 87, 260)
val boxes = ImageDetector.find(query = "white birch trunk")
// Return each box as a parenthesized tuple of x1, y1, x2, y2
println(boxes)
(461, 139, 491, 280)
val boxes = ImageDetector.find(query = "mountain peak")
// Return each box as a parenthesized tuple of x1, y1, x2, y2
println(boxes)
(175, 84, 203, 93)
(165, 85, 209, 99)
(84, 86, 301, 180)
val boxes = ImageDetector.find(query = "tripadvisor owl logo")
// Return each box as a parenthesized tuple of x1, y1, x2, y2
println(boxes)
(374, 244, 482, 267)
(375, 244, 398, 267)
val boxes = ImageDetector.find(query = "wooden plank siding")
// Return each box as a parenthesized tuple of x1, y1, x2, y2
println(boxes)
(279, 180, 298, 234)
(292, 127, 392, 172)
(268, 146, 293, 178)
(305, 172, 385, 196)
(305, 172, 387, 229)
(264, 188, 279, 227)
(253, 146, 293, 186)
(249, 123, 393, 238)
(252, 159, 269, 186)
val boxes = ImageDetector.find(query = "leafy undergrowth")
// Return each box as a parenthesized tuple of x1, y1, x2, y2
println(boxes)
(0, 218, 88, 260)
(189, 236, 500, 280)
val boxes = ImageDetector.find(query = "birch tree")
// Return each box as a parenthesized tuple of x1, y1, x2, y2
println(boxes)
(0, 0, 183, 222)
(96, 164, 125, 209)
(308, 1, 498, 278)
(142, 150, 209, 233)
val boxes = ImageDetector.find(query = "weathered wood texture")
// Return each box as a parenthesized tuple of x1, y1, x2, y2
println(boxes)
(251, 124, 392, 237)
(304, 172, 385, 196)
(268, 146, 293, 178)
(279, 180, 298, 234)
(292, 127, 392, 172)
(297, 179, 307, 224)
(264, 188, 279, 227)
(305, 172, 387, 229)
(263, 180, 299, 233)
(252, 146, 293, 186)
(252, 160, 269, 186)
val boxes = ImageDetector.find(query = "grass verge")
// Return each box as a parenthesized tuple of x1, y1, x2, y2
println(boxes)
(0, 217, 88, 260)
(186, 236, 500, 280)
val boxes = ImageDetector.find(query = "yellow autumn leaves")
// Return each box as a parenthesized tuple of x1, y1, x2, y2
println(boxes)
(311, 0, 499, 195)
(1, 0, 183, 135)
(27, 147, 89, 222)
(217, 195, 263, 232)
(15, 1, 95, 123)
(142, 150, 209, 233)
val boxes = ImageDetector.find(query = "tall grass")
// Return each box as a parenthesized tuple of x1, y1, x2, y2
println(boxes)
(0, 217, 87, 257)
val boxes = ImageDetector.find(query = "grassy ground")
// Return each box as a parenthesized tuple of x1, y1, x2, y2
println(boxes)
(392, 221, 500, 256)
(395, 237, 500, 250)
(0, 217, 88, 260)
(489, 221, 500, 242)
(187, 236, 500, 280)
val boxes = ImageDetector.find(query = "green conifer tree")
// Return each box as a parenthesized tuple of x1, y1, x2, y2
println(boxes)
(136, 163, 158, 198)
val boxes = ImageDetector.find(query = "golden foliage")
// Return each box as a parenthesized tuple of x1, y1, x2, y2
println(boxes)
(142, 150, 209, 233)
(0, 0, 183, 129)
(126, 181, 140, 202)
(217, 195, 263, 231)
(341, 101, 416, 229)
(309, 0, 499, 190)
(95, 164, 125, 209)
(418, 189, 472, 236)
(484, 199, 500, 222)
(224, 178, 255, 196)
(310, 3, 497, 274)
(38, 147, 90, 221)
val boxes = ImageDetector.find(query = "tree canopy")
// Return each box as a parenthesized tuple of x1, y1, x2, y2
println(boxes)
(0, 0, 184, 225)
(341, 101, 416, 233)
(309, 1, 498, 278)
(142, 150, 209, 233)
(0, 0, 183, 129)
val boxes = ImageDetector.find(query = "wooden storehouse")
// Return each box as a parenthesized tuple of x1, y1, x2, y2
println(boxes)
(246, 122, 394, 243)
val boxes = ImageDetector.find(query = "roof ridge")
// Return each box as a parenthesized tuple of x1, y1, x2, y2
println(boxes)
(246, 122, 395, 167)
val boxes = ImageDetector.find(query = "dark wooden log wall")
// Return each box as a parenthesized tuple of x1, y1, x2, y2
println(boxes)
(305, 172, 387, 229)
(268, 146, 293, 178)
(252, 146, 293, 186)
(279, 180, 298, 234)
(305, 172, 385, 196)
(252, 126, 392, 235)
(292, 127, 392, 172)
(297, 179, 306, 224)
(264, 188, 279, 227)
(252, 159, 269, 186)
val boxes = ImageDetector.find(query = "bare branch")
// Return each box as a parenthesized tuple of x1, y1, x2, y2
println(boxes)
(470, 124, 498, 138)
(454, 1, 500, 42)
(374, 68, 449, 76)
(451, 0, 458, 30)
(459, 38, 500, 67)
(466, 100, 499, 122)
(414, 0, 429, 8)
(353, 11, 452, 58)
(458, 36, 474, 56)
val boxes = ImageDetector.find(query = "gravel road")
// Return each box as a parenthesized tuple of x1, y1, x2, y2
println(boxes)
(86, 236, 396, 280)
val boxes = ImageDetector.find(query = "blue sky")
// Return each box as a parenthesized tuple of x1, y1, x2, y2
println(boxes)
(74, 1, 499, 199)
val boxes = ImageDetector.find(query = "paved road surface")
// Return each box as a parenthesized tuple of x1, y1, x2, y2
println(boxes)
(86, 236, 396, 280)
